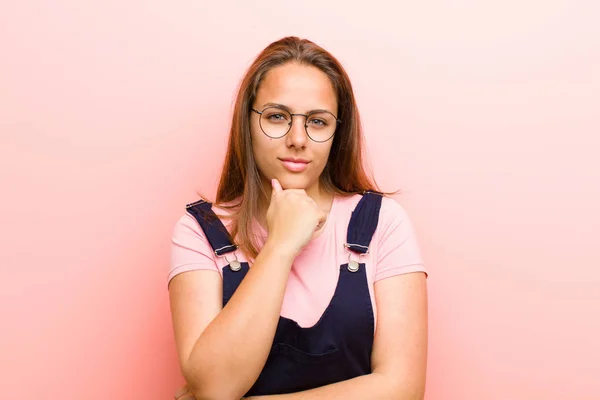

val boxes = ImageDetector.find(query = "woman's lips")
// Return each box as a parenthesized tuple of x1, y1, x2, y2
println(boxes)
(280, 159, 310, 172)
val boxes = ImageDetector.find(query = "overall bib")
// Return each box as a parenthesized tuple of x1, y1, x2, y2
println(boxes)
(186, 192, 383, 396)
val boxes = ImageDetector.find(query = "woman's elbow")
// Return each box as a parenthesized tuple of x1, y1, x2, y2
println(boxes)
(182, 365, 243, 400)
(381, 372, 425, 400)
(397, 380, 426, 400)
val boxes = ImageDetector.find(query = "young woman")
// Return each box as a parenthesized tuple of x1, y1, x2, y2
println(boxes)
(168, 36, 428, 400)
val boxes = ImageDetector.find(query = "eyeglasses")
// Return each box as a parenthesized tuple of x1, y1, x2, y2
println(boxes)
(251, 106, 341, 143)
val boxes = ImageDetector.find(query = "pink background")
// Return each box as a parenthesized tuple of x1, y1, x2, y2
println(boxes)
(1, 1, 599, 399)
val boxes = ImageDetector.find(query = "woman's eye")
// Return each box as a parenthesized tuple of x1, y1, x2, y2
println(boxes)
(309, 118, 326, 126)
(268, 114, 286, 121)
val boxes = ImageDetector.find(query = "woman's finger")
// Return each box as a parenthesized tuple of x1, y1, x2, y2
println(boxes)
(174, 384, 190, 399)
(271, 178, 283, 193)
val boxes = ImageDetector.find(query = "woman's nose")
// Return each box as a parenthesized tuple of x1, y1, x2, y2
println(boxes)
(286, 116, 309, 147)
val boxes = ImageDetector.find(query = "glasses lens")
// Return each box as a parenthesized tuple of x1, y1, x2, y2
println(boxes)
(259, 107, 291, 138)
(306, 111, 337, 142)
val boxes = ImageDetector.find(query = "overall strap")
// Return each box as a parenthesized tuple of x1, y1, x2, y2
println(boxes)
(186, 200, 246, 305)
(345, 191, 384, 255)
(185, 200, 237, 256)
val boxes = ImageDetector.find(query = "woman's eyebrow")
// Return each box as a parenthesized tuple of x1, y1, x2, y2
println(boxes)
(261, 102, 334, 115)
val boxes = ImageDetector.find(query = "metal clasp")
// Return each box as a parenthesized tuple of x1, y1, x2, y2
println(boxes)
(362, 190, 384, 196)
(343, 243, 368, 272)
(185, 199, 207, 209)
(215, 245, 241, 271)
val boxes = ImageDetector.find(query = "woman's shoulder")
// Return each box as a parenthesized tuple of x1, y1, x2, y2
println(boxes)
(379, 195, 411, 220)
(171, 199, 238, 245)
(333, 193, 410, 220)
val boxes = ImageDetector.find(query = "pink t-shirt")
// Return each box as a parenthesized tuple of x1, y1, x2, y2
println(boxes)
(169, 194, 427, 328)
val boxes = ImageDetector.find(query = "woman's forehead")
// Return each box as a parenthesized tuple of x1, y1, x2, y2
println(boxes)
(255, 63, 337, 112)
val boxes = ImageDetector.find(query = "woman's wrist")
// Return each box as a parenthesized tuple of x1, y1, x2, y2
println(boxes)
(262, 238, 299, 264)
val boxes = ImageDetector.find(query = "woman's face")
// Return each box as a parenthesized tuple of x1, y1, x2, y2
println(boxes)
(250, 62, 338, 193)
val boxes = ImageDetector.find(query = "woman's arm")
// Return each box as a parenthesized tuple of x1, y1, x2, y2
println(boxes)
(247, 271, 429, 400)
(169, 241, 296, 400)
(170, 181, 327, 400)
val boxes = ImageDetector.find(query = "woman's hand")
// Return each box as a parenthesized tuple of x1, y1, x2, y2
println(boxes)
(174, 383, 250, 400)
(266, 178, 327, 256)
(174, 383, 193, 400)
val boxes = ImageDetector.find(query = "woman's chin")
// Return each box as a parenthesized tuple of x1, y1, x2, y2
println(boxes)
(275, 176, 314, 191)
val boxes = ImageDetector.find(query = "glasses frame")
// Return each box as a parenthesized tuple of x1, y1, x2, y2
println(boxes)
(251, 106, 342, 143)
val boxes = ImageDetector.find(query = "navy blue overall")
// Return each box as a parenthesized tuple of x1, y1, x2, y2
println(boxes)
(186, 192, 383, 396)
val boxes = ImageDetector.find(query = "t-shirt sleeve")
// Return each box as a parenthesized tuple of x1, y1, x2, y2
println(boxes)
(168, 213, 220, 286)
(374, 197, 428, 282)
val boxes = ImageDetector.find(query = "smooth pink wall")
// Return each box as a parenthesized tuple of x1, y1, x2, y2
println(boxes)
(1, 1, 599, 399)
